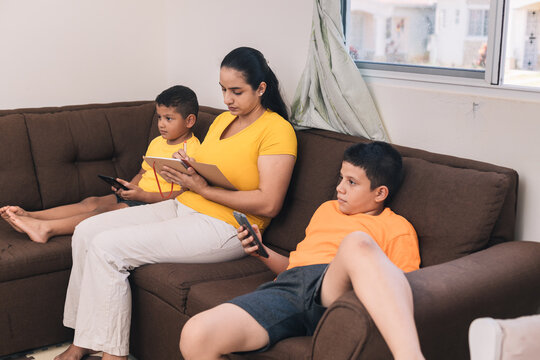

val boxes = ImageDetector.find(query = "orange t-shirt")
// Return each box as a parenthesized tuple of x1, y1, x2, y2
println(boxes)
(287, 201, 420, 272)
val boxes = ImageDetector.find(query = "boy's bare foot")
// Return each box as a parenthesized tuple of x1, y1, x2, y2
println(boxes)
(53, 344, 96, 360)
(1, 205, 29, 217)
(1, 206, 25, 232)
(5, 209, 52, 243)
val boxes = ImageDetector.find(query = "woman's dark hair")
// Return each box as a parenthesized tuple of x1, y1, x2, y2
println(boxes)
(343, 141, 404, 205)
(155, 85, 199, 119)
(221, 47, 289, 121)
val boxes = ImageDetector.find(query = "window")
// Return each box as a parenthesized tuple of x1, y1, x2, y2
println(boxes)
(344, 0, 540, 89)
(468, 9, 489, 37)
(503, 8, 540, 87)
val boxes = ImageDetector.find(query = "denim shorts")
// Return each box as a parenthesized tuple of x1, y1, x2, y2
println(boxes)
(227, 263, 328, 351)
(115, 194, 146, 207)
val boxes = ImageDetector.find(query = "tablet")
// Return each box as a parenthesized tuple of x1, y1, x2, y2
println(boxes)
(143, 156, 236, 190)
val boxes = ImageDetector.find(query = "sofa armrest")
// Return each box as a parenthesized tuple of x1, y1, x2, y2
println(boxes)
(311, 241, 540, 360)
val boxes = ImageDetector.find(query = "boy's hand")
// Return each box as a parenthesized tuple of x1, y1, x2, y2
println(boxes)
(172, 149, 194, 163)
(115, 178, 145, 201)
(237, 223, 265, 257)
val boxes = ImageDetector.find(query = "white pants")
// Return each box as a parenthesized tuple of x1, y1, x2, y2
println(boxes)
(63, 199, 244, 355)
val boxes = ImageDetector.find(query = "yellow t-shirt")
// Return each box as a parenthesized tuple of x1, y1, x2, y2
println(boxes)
(177, 110, 297, 230)
(138, 135, 200, 193)
(287, 201, 421, 273)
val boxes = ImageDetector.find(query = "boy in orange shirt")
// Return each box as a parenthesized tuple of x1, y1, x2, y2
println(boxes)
(180, 141, 425, 360)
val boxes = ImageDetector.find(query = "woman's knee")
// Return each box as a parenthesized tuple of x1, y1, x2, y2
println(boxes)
(87, 231, 127, 264)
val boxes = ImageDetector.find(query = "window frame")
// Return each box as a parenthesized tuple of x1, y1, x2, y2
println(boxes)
(342, 0, 511, 86)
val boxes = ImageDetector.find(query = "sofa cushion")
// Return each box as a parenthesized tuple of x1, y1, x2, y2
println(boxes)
(390, 157, 510, 267)
(130, 257, 269, 314)
(25, 103, 155, 208)
(185, 270, 275, 316)
(0, 221, 72, 282)
(0, 114, 42, 210)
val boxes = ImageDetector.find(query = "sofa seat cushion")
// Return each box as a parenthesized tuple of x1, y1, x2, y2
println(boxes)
(130, 256, 269, 314)
(391, 157, 510, 267)
(186, 270, 276, 316)
(0, 222, 72, 282)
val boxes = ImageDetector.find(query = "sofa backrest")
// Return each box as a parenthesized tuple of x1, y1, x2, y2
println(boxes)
(262, 128, 517, 267)
(0, 102, 518, 268)
(0, 102, 156, 210)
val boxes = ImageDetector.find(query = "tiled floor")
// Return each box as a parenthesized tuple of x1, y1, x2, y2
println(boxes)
(0, 343, 137, 360)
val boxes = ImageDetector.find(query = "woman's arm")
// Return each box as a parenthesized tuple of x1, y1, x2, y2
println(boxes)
(161, 153, 295, 218)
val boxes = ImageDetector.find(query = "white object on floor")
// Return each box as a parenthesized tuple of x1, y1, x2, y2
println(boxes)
(469, 318, 503, 360)
(469, 315, 540, 360)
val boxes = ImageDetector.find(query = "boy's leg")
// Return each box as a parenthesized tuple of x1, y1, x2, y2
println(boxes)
(3, 194, 117, 220)
(3, 195, 127, 243)
(180, 303, 270, 359)
(320, 231, 424, 360)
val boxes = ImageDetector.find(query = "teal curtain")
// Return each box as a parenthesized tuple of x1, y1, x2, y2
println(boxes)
(291, 0, 388, 141)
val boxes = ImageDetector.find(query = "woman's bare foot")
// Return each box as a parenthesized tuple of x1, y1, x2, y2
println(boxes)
(53, 344, 96, 360)
(102, 354, 128, 360)
(5, 209, 52, 243)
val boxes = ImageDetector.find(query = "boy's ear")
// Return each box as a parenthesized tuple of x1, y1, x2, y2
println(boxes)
(185, 114, 196, 129)
(374, 185, 389, 203)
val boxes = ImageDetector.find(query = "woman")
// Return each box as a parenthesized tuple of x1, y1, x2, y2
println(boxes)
(55, 47, 297, 360)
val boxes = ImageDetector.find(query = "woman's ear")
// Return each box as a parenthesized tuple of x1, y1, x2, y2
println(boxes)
(374, 186, 389, 203)
(257, 82, 267, 96)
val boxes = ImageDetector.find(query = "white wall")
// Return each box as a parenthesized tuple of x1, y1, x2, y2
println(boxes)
(0, 0, 168, 108)
(0, 0, 538, 241)
(164, 0, 313, 110)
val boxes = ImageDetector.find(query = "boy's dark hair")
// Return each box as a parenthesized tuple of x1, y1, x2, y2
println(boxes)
(343, 141, 404, 204)
(155, 85, 199, 119)
(221, 47, 289, 121)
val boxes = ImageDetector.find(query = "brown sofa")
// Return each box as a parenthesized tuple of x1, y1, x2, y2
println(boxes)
(1, 101, 539, 360)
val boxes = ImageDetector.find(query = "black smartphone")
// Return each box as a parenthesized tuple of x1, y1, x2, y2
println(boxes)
(97, 174, 129, 191)
(233, 211, 269, 258)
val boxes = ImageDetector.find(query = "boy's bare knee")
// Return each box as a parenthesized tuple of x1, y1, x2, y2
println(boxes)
(80, 196, 100, 209)
(180, 315, 213, 359)
(340, 231, 377, 252)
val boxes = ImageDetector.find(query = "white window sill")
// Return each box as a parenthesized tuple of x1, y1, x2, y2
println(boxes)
(359, 68, 540, 102)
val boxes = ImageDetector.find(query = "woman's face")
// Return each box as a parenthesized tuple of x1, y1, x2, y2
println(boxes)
(219, 66, 265, 117)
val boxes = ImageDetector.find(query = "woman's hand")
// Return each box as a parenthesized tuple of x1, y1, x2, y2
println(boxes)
(237, 223, 265, 257)
(160, 166, 210, 195)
